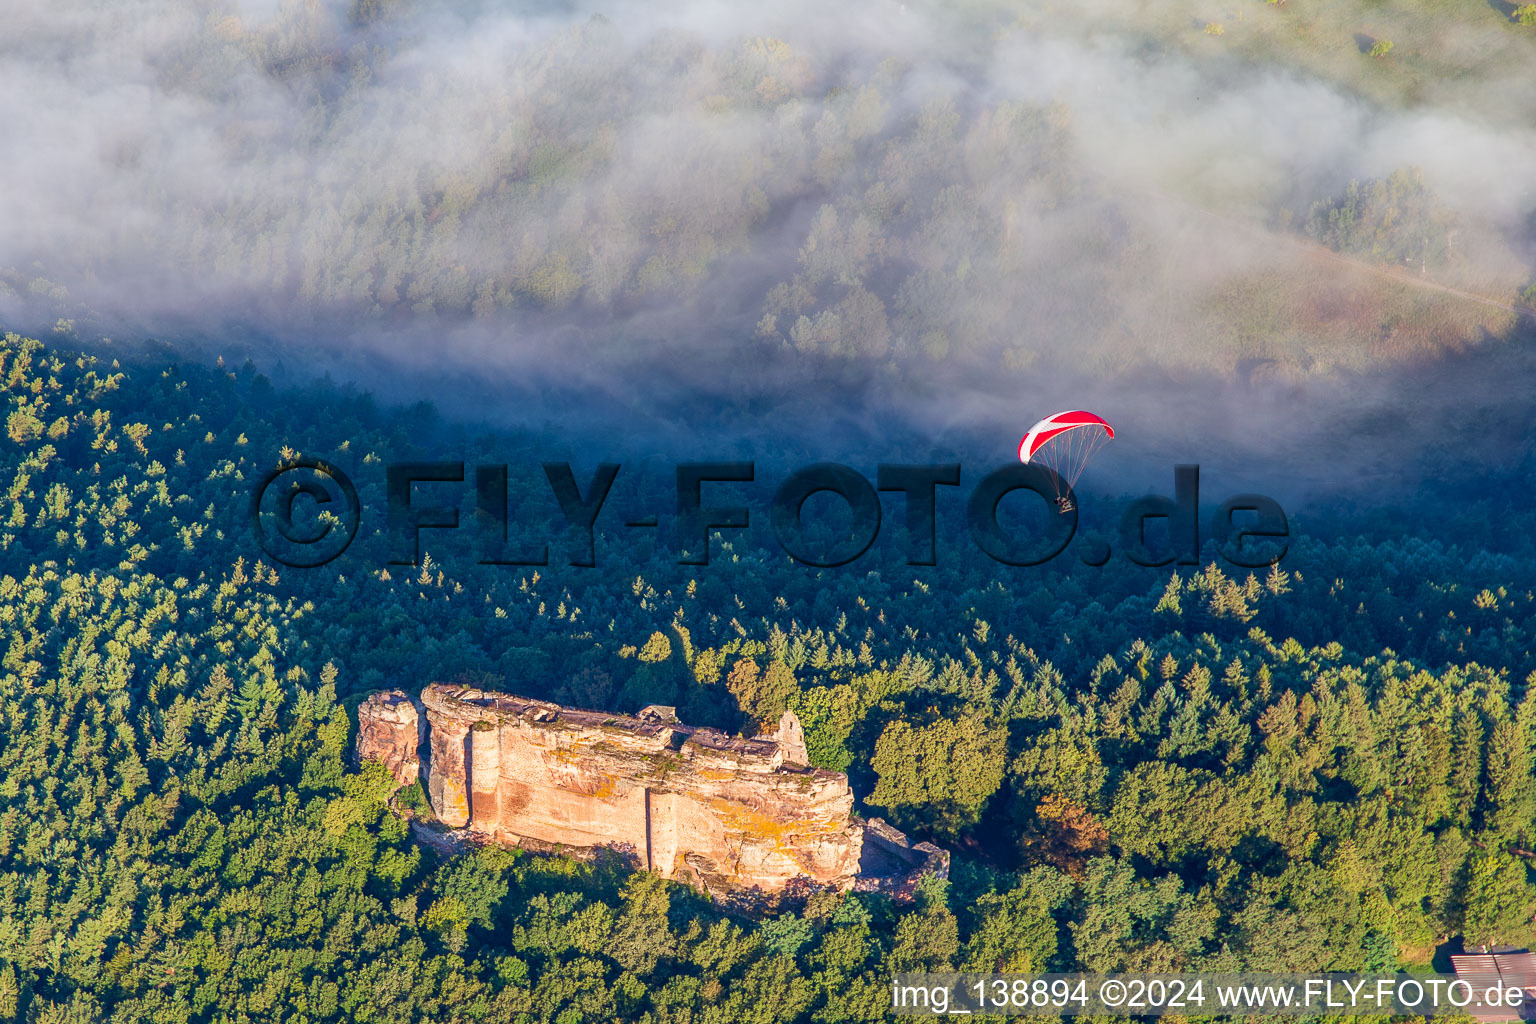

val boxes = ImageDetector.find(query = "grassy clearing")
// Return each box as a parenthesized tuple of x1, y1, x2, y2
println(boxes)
(993, 0, 1536, 122)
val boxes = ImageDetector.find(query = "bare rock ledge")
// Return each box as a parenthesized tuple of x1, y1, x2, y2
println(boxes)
(356, 684, 946, 898)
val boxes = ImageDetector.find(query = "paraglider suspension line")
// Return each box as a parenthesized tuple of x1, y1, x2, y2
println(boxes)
(1037, 426, 1110, 503)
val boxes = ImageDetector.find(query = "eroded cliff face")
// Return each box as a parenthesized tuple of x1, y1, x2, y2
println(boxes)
(418, 684, 863, 892)
(356, 690, 424, 789)
(356, 683, 946, 898)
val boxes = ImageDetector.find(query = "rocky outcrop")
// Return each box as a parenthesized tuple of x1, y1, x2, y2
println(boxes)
(356, 690, 424, 789)
(357, 682, 947, 898)
(418, 683, 862, 891)
(853, 817, 951, 900)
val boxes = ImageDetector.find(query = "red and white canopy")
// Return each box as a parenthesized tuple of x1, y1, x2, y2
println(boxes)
(1018, 410, 1114, 464)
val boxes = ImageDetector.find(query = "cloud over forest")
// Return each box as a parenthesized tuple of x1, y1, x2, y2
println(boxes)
(4, 0, 1536, 490)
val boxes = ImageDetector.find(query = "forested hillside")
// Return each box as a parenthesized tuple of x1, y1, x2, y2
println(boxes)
(8, 0, 1534, 390)
(5, 330, 1536, 1022)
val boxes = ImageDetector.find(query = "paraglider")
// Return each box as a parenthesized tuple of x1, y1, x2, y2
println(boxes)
(1018, 410, 1114, 513)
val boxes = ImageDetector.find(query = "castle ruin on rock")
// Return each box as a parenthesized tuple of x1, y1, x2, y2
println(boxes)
(355, 683, 947, 899)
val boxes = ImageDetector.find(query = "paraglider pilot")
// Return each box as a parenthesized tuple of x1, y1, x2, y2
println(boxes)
(1019, 410, 1114, 516)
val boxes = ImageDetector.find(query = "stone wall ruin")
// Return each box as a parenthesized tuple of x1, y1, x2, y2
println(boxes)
(356, 684, 947, 898)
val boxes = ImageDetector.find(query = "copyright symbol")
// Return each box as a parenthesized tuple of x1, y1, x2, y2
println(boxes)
(1100, 980, 1126, 1007)
(249, 457, 360, 568)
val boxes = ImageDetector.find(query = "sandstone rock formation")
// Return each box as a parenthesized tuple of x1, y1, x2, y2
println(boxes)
(355, 690, 424, 789)
(357, 683, 947, 898)
(761, 710, 809, 767)
(853, 817, 951, 901)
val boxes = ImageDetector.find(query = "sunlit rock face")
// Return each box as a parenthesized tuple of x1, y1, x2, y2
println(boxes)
(416, 684, 864, 892)
(358, 682, 947, 897)
(355, 690, 424, 789)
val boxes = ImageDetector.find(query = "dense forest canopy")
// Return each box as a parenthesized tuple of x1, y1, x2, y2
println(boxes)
(7, 0, 1536, 1020)
(6, 330, 1536, 1022)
